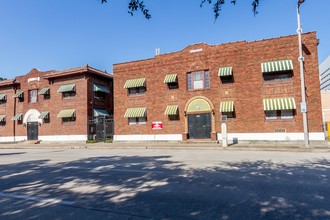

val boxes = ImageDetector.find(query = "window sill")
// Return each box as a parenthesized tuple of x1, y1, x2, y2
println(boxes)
(62, 97, 76, 100)
(128, 94, 146, 97)
(263, 79, 293, 84)
(187, 88, 210, 92)
(265, 118, 295, 122)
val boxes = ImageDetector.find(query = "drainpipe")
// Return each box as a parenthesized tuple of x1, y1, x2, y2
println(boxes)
(13, 85, 17, 142)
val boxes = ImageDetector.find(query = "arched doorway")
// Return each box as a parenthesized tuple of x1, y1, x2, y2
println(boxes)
(184, 96, 216, 140)
(23, 109, 42, 140)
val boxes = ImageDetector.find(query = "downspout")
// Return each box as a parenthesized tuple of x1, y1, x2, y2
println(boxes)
(13, 84, 17, 142)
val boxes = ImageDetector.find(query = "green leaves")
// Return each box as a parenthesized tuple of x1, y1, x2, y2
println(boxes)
(101, 0, 261, 20)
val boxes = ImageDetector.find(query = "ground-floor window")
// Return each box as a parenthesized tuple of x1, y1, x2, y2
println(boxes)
(129, 117, 146, 125)
(0, 121, 5, 126)
(222, 112, 234, 118)
(265, 110, 294, 120)
(168, 115, 180, 121)
(62, 117, 76, 124)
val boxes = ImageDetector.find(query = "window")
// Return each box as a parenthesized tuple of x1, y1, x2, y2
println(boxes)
(263, 71, 293, 81)
(29, 90, 38, 103)
(168, 82, 178, 90)
(44, 93, 50, 100)
(128, 87, 146, 95)
(169, 115, 180, 121)
(221, 76, 234, 84)
(222, 112, 234, 119)
(18, 97, 24, 103)
(129, 117, 146, 125)
(63, 91, 76, 98)
(280, 110, 294, 119)
(0, 121, 5, 126)
(62, 117, 76, 124)
(0, 100, 6, 105)
(265, 110, 294, 120)
(94, 91, 106, 100)
(187, 71, 210, 90)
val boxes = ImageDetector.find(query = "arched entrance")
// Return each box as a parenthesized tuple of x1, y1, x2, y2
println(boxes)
(23, 109, 42, 140)
(184, 96, 216, 140)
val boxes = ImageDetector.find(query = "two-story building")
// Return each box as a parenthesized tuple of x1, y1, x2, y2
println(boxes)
(113, 32, 324, 142)
(0, 65, 113, 142)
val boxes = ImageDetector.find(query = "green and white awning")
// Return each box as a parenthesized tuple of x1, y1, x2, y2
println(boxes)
(12, 113, 23, 121)
(218, 67, 233, 77)
(263, 97, 296, 111)
(0, 94, 6, 100)
(261, 60, 293, 73)
(57, 84, 76, 93)
(38, 111, 50, 119)
(0, 115, 5, 122)
(38, 87, 50, 95)
(164, 74, 177, 83)
(164, 105, 179, 115)
(124, 78, 146, 89)
(57, 109, 76, 118)
(94, 84, 110, 93)
(124, 107, 146, 118)
(94, 109, 110, 117)
(13, 91, 24, 98)
(220, 101, 234, 112)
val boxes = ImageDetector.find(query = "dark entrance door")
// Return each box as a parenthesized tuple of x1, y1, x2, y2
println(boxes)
(27, 122, 38, 140)
(188, 113, 211, 139)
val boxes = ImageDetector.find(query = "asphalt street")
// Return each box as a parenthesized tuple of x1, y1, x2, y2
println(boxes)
(0, 148, 330, 219)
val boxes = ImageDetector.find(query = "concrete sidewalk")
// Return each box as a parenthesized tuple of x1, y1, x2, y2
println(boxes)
(0, 140, 329, 152)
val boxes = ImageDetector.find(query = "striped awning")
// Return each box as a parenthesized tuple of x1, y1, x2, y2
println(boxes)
(261, 60, 293, 73)
(12, 113, 23, 121)
(38, 111, 50, 119)
(0, 94, 6, 100)
(220, 101, 234, 112)
(0, 115, 5, 122)
(124, 107, 146, 118)
(218, 67, 233, 77)
(164, 74, 177, 83)
(94, 109, 110, 117)
(57, 84, 76, 93)
(263, 97, 296, 111)
(94, 84, 110, 93)
(38, 87, 50, 95)
(13, 91, 24, 98)
(124, 78, 146, 89)
(57, 109, 76, 118)
(164, 105, 179, 115)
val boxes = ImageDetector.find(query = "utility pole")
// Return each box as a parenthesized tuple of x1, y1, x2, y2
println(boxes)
(297, 0, 309, 147)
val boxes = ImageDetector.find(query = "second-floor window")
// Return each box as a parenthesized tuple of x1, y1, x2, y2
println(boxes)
(29, 90, 38, 103)
(187, 71, 210, 91)
(57, 84, 76, 99)
(0, 94, 6, 105)
(128, 87, 146, 95)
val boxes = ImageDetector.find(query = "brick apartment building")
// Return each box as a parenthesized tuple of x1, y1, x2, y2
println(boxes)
(113, 32, 324, 142)
(0, 65, 113, 142)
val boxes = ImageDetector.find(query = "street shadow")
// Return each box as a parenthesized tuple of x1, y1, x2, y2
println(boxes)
(0, 155, 330, 219)
(0, 152, 26, 156)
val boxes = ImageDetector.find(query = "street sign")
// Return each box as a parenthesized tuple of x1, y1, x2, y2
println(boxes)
(300, 102, 307, 113)
(221, 115, 227, 123)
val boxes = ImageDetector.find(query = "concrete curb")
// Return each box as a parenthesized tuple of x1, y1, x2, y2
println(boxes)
(0, 142, 329, 152)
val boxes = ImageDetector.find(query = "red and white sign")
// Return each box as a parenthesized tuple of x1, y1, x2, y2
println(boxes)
(152, 121, 163, 130)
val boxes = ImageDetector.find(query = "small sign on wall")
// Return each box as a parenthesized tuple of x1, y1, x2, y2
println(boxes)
(152, 121, 163, 130)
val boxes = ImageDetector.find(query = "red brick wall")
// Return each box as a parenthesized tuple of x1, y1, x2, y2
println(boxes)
(113, 32, 323, 136)
(0, 84, 16, 137)
(0, 68, 114, 140)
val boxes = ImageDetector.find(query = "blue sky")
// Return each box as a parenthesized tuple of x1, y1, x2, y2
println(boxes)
(0, 0, 329, 79)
